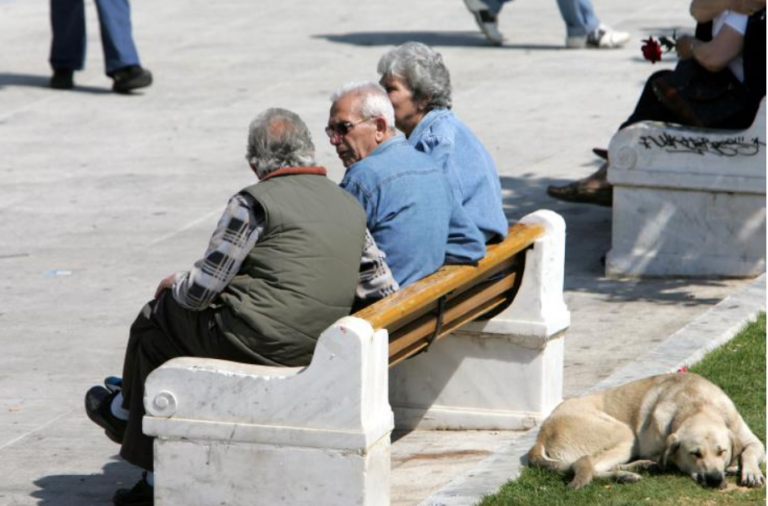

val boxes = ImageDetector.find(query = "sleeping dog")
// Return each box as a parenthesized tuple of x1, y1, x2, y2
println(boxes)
(528, 373, 765, 489)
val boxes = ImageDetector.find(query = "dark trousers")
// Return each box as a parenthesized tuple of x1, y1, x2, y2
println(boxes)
(619, 70, 678, 130)
(119, 292, 257, 471)
(620, 69, 758, 131)
(49, 0, 141, 74)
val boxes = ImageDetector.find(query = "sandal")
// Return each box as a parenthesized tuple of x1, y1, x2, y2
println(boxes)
(547, 181, 613, 207)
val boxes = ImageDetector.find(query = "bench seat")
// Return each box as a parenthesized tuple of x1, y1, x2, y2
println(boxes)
(607, 98, 766, 278)
(142, 209, 569, 506)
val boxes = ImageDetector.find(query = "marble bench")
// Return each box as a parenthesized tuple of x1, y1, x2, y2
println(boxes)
(141, 210, 570, 505)
(606, 98, 766, 278)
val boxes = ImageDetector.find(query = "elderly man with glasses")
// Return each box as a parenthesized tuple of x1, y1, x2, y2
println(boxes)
(83, 108, 398, 506)
(328, 81, 486, 289)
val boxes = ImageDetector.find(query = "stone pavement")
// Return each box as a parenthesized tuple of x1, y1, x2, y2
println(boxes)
(0, 0, 759, 505)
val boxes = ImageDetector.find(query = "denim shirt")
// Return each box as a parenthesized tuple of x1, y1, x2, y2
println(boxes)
(408, 108, 508, 242)
(340, 136, 485, 288)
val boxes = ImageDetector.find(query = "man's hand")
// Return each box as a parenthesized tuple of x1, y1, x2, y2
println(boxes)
(155, 273, 176, 299)
(730, 0, 766, 15)
(676, 35, 697, 60)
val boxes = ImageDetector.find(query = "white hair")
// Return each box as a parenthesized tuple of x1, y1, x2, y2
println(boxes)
(330, 81, 396, 131)
(377, 42, 452, 110)
(245, 108, 316, 179)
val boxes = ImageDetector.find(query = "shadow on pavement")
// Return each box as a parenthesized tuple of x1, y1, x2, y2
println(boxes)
(0, 73, 111, 95)
(313, 31, 563, 50)
(499, 174, 729, 306)
(31, 458, 140, 506)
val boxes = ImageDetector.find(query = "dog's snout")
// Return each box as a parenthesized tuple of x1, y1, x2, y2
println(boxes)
(704, 471, 725, 489)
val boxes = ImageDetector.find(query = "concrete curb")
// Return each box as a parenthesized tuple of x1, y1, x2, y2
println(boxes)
(420, 274, 766, 506)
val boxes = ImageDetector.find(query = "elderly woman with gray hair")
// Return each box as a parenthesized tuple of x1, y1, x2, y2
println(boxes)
(377, 42, 508, 243)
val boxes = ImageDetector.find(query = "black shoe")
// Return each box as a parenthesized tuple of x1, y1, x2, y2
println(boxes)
(113, 472, 153, 506)
(85, 386, 127, 444)
(111, 66, 153, 94)
(50, 69, 74, 90)
(104, 376, 123, 394)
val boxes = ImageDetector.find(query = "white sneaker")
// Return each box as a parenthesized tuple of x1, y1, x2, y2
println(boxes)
(462, 0, 504, 46)
(566, 24, 630, 49)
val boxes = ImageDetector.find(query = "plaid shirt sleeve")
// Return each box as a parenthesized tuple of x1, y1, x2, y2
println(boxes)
(171, 193, 265, 311)
(355, 229, 399, 302)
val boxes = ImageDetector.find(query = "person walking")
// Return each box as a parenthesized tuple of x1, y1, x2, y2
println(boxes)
(462, 0, 630, 48)
(49, 0, 152, 93)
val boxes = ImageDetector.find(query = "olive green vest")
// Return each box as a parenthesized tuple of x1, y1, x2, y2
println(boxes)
(215, 170, 366, 366)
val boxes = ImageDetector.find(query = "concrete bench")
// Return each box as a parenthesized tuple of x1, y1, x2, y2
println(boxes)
(142, 209, 569, 506)
(606, 98, 766, 278)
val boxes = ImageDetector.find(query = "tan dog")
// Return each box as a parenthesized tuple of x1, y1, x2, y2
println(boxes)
(528, 373, 765, 490)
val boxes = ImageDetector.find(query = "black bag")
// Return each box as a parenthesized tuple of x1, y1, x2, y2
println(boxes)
(651, 58, 748, 128)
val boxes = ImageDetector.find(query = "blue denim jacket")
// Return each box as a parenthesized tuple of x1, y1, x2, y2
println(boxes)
(408, 108, 508, 242)
(340, 136, 485, 288)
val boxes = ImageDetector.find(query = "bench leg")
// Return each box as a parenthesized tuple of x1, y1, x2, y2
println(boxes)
(390, 210, 570, 430)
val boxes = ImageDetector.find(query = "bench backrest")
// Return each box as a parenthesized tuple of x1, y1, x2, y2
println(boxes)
(353, 223, 545, 366)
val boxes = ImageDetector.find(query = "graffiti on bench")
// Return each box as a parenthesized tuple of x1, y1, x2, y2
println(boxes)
(638, 134, 765, 157)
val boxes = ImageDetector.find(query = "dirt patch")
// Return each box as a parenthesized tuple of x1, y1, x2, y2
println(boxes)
(406, 449, 492, 461)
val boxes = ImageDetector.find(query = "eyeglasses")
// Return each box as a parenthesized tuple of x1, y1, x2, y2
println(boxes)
(325, 117, 372, 139)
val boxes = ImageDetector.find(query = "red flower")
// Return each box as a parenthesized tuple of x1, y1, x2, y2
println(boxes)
(642, 37, 663, 64)
(677, 366, 689, 373)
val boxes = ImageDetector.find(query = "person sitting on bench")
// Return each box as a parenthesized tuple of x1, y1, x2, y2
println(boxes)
(83, 108, 397, 506)
(377, 42, 508, 243)
(547, 0, 766, 206)
(328, 81, 486, 289)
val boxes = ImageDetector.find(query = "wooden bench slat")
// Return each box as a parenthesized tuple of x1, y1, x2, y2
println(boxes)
(354, 223, 544, 332)
(351, 223, 545, 367)
(388, 271, 517, 366)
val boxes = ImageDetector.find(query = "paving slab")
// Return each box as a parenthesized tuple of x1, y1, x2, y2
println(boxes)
(0, 0, 759, 504)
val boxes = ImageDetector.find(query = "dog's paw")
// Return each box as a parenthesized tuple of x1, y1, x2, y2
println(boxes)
(740, 466, 765, 488)
(725, 465, 739, 476)
(620, 460, 661, 473)
(615, 471, 643, 484)
(567, 476, 592, 490)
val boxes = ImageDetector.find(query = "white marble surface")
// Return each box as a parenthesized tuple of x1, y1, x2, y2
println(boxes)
(462, 210, 570, 343)
(390, 211, 568, 430)
(609, 99, 766, 192)
(607, 187, 766, 277)
(145, 317, 393, 506)
(607, 99, 766, 278)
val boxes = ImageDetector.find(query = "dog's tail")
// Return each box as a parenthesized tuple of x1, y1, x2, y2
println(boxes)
(527, 440, 569, 472)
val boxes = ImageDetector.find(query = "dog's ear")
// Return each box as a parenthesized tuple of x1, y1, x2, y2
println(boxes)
(662, 433, 680, 468)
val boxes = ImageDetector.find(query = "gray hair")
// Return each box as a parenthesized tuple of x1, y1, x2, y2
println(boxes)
(377, 42, 452, 110)
(245, 108, 316, 179)
(330, 81, 396, 131)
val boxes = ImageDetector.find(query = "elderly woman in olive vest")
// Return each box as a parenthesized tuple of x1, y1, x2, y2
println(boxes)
(83, 108, 396, 506)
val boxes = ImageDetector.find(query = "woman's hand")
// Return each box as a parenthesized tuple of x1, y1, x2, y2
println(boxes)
(730, 0, 766, 15)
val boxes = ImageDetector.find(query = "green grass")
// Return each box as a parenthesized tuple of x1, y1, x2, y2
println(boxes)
(479, 313, 766, 506)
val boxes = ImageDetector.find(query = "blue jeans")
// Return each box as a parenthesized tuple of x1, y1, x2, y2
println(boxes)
(49, 0, 141, 75)
(482, 0, 600, 36)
